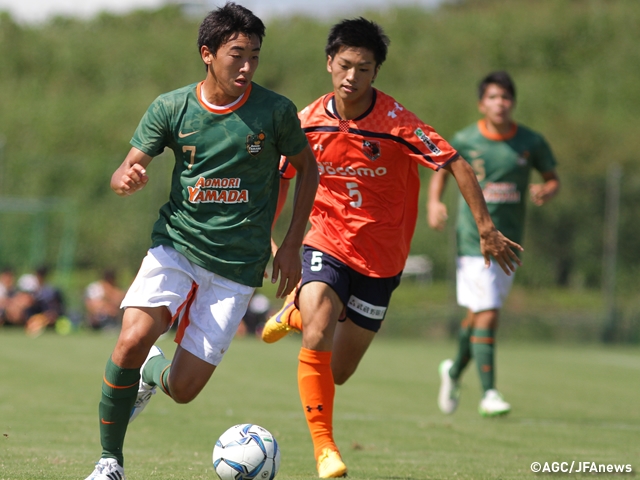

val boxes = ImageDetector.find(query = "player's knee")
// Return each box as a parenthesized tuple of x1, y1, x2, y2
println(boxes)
(169, 386, 198, 404)
(333, 374, 349, 386)
(332, 366, 355, 385)
(113, 336, 154, 367)
(302, 328, 333, 351)
(168, 378, 203, 404)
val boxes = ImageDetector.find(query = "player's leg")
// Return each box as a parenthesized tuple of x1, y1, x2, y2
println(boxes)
(449, 309, 475, 379)
(87, 245, 249, 479)
(330, 270, 399, 385)
(439, 256, 485, 414)
(470, 308, 499, 393)
(472, 308, 510, 416)
(459, 256, 514, 416)
(92, 305, 170, 478)
(331, 318, 376, 385)
(147, 258, 254, 404)
(137, 343, 216, 407)
(298, 280, 343, 469)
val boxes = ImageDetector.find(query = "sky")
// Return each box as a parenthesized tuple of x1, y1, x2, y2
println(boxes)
(0, 0, 446, 24)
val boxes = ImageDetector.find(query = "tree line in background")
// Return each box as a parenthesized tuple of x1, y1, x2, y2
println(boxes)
(0, 0, 639, 295)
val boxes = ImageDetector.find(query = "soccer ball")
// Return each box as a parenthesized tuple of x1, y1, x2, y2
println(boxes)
(212, 423, 280, 480)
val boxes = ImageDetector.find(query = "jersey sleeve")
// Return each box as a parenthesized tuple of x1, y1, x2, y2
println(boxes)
(130, 96, 171, 157)
(274, 98, 309, 158)
(396, 113, 458, 171)
(278, 156, 297, 180)
(531, 134, 557, 173)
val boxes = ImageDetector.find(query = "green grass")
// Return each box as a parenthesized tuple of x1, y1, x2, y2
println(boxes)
(1, 329, 638, 479)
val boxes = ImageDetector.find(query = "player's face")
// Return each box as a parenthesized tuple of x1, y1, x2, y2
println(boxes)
(478, 84, 515, 127)
(327, 46, 379, 105)
(202, 33, 261, 103)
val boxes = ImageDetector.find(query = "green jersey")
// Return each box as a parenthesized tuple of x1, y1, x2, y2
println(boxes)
(130, 81, 309, 287)
(451, 120, 557, 256)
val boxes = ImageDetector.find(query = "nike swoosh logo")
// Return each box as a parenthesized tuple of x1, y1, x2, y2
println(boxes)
(101, 418, 116, 425)
(178, 130, 199, 138)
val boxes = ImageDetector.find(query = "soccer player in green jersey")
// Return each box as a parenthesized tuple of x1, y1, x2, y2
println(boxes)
(84, 3, 318, 479)
(428, 71, 560, 417)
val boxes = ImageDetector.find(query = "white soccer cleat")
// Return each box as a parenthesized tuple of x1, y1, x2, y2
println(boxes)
(129, 345, 164, 423)
(478, 389, 511, 417)
(437, 359, 460, 414)
(84, 457, 125, 480)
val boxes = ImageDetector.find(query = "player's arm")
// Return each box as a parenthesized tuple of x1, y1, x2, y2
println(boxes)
(529, 169, 560, 206)
(274, 176, 291, 224)
(427, 168, 451, 231)
(111, 147, 152, 196)
(270, 177, 291, 258)
(444, 156, 523, 274)
(271, 144, 319, 298)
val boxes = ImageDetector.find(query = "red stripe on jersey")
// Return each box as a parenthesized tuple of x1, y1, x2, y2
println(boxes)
(296, 89, 458, 277)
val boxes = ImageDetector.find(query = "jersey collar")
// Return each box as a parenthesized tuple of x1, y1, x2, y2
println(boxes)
(196, 81, 252, 114)
(323, 89, 378, 121)
(478, 119, 518, 141)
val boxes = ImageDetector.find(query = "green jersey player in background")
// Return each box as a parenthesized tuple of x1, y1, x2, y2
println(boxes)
(428, 71, 560, 417)
(84, 3, 318, 479)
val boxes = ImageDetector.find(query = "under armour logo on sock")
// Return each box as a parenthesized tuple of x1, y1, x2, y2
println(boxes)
(306, 404, 323, 412)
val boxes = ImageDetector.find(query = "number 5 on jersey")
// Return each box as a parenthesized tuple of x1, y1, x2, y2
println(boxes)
(346, 182, 362, 208)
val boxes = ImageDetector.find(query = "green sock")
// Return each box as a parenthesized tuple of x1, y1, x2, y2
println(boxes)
(142, 355, 172, 397)
(99, 357, 140, 466)
(449, 325, 472, 380)
(471, 328, 495, 392)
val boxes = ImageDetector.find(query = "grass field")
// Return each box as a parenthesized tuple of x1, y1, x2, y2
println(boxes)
(1, 329, 638, 479)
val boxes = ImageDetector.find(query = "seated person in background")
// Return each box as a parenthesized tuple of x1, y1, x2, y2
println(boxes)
(0, 266, 16, 325)
(0, 266, 19, 325)
(18, 265, 66, 334)
(84, 269, 126, 330)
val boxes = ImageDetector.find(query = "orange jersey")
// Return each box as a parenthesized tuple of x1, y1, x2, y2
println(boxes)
(289, 89, 458, 277)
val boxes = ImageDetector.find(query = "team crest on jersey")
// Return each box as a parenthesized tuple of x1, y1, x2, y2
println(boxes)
(246, 131, 266, 156)
(414, 128, 442, 155)
(362, 140, 381, 161)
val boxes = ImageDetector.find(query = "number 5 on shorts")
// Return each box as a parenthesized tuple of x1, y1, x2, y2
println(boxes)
(310, 251, 323, 272)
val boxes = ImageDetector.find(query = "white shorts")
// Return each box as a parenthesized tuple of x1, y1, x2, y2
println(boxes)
(121, 245, 255, 365)
(456, 256, 516, 313)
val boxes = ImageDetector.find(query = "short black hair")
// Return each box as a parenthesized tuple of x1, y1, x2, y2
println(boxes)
(325, 18, 390, 67)
(478, 71, 516, 100)
(197, 2, 265, 56)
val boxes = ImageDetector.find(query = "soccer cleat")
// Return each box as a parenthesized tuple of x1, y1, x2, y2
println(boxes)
(317, 448, 347, 478)
(261, 289, 300, 344)
(478, 389, 511, 417)
(437, 359, 460, 414)
(84, 458, 125, 480)
(129, 345, 164, 423)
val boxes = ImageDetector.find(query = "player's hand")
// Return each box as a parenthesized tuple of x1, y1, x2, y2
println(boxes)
(271, 241, 302, 298)
(114, 163, 149, 196)
(529, 183, 552, 206)
(264, 238, 280, 279)
(428, 201, 448, 231)
(480, 229, 523, 275)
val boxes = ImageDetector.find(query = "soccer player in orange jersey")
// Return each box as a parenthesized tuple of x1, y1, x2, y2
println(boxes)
(264, 18, 522, 478)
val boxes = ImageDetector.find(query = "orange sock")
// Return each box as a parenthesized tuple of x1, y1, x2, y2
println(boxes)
(288, 306, 303, 330)
(298, 347, 336, 459)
